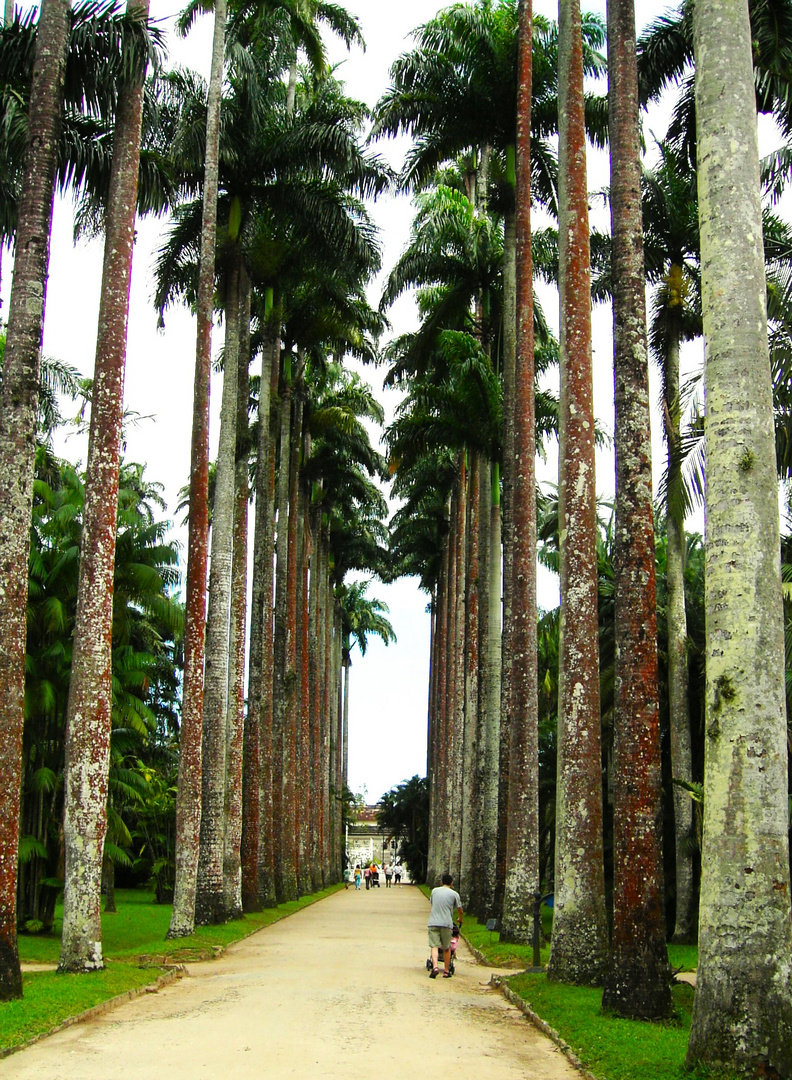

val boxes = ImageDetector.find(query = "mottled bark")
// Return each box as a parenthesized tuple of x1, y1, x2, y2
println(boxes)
(223, 265, 250, 922)
(427, 548, 449, 885)
(501, 0, 539, 943)
(296, 471, 312, 895)
(169, 0, 227, 939)
(687, 1, 792, 1072)
(449, 463, 467, 884)
(546, 0, 608, 988)
(460, 454, 480, 906)
(664, 336, 695, 943)
(272, 374, 291, 902)
(601, 0, 671, 1019)
(282, 393, 302, 896)
(476, 462, 501, 918)
(59, 0, 149, 972)
(195, 255, 239, 927)
(308, 504, 323, 889)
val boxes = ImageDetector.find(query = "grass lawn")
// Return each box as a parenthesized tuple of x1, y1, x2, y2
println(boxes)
(4, 884, 342, 1054)
(459, 912, 738, 1080)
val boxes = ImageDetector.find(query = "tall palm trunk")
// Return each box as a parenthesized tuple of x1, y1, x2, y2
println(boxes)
(449, 462, 467, 884)
(601, 0, 671, 1020)
(59, 0, 150, 973)
(283, 392, 302, 895)
(664, 334, 695, 943)
(427, 547, 449, 884)
(0, 0, 69, 998)
(687, 0, 792, 1071)
(296, 466, 312, 895)
(223, 267, 250, 922)
(501, 0, 539, 943)
(309, 502, 324, 885)
(460, 454, 480, 905)
(272, 367, 292, 901)
(169, 0, 227, 938)
(195, 252, 239, 926)
(546, 0, 608, 988)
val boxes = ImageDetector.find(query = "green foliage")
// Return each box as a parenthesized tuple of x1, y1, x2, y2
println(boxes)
(377, 776, 428, 883)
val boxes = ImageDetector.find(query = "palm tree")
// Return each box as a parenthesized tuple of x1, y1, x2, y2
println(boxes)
(686, 1, 792, 1072)
(168, 0, 227, 939)
(600, 0, 671, 1021)
(58, 0, 154, 975)
(546, 0, 607, 987)
(0, 0, 70, 1000)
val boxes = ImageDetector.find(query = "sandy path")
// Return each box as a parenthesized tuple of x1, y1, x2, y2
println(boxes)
(2, 885, 577, 1080)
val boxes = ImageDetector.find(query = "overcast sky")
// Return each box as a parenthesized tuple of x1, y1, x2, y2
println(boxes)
(8, 0, 722, 800)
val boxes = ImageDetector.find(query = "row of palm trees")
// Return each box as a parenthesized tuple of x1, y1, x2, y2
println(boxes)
(0, 0, 394, 991)
(376, 0, 792, 1074)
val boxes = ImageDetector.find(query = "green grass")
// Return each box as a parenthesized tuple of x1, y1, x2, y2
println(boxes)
(458, 912, 737, 1080)
(19, 884, 344, 965)
(6, 884, 343, 1054)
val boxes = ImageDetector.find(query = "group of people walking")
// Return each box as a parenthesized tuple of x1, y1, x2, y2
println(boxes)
(343, 862, 403, 889)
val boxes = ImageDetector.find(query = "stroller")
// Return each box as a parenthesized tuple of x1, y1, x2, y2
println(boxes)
(425, 923, 460, 976)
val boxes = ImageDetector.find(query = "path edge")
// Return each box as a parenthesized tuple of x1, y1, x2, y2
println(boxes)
(0, 965, 186, 1061)
(4, 885, 343, 1060)
(458, 926, 598, 1080)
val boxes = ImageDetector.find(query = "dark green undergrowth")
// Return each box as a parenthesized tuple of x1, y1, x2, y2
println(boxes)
(458, 911, 737, 1080)
(6, 884, 342, 1053)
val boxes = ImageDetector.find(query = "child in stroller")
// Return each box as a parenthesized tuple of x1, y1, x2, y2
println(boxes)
(425, 923, 460, 976)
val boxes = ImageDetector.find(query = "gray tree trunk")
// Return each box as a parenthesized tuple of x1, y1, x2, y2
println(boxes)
(59, 0, 149, 972)
(687, 1, 792, 1072)
(169, 0, 227, 938)
(664, 334, 695, 944)
(195, 255, 239, 926)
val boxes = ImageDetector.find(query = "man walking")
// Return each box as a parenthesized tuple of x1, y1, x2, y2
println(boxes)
(427, 873, 463, 979)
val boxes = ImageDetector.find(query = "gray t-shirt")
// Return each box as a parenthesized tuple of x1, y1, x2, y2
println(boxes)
(427, 885, 462, 928)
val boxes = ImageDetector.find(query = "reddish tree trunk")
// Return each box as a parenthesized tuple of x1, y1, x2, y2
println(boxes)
(601, 0, 671, 1020)
(546, 0, 608, 987)
(296, 469, 312, 895)
(59, 0, 150, 972)
(501, 0, 539, 943)
(0, 0, 69, 997)
(283, 393, 302, 896)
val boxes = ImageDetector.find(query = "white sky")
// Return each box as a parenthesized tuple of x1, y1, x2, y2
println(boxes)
(7, 0, 753, 800)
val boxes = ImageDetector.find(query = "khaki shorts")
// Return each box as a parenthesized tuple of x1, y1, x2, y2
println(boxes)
(428, 925, 452, 950)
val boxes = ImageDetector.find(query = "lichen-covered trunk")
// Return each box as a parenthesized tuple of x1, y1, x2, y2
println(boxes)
(476, 462, 501, 918)
(601, 0, 671, 1020)
(241, 315, 273, 913)
(296, 474, 312, 895)
(169, 0, 226, 939)
(281, 393, 302, 898)
(195, 255, 239, 927)
(546, 0, 608, 988)
(501, 0, 539, 943)
(460, 453, 480, 907)
(223, 265, 250, 922)
(0, 0, 69, 981)
(664, 335, 695, 944)
(449, 464, 467, 884)
(272, 375, 291, 902)
(59, 0, 149, 972)
(495, 204, 516, 919)
(308, 504, 323, 889)
(427, 550, 449, 885)
(687, 1, 792, 1071)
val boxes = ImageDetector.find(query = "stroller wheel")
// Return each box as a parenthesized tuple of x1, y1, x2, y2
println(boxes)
(450, 962, 455, 975)
(426, 958, 433, 971)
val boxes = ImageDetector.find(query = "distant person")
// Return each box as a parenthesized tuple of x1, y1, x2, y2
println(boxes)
(385, 864, 393, 888)
(394, 866, 401, 886)
(371, 863, 380, 887)
(427, 872, 463, 979)
(363, 865, 371, 890)
(354, 866, 362, 890)
(343, 866, 352, 890)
